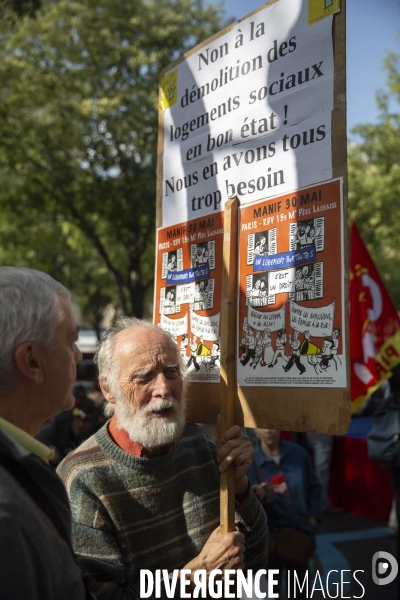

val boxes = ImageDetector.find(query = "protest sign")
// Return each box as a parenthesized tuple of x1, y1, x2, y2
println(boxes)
(159, 0, 334, 226)
(155, 0, 349, 432)
(154, 213, 223, 383)
(238, 179, 346, 388)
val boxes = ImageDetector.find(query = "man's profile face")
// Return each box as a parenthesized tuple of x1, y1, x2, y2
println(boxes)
(43, 297, 82, 418)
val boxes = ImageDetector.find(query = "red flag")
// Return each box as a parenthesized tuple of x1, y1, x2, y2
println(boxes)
(350, 222, 400, 411)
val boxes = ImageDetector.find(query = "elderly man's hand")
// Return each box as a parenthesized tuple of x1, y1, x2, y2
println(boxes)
(217, 425, 254, 494)
(184, 525, 245, 581)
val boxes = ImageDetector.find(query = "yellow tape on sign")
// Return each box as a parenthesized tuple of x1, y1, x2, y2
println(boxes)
(159, 70, 178, 111)
(308, 0, 340, 25)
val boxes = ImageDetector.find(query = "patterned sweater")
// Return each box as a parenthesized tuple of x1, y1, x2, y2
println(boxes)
(58, 422, 268, 600)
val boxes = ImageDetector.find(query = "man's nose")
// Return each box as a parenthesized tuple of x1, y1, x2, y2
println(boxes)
(74, 344, 83, 363)
(153, 372, 170, 397)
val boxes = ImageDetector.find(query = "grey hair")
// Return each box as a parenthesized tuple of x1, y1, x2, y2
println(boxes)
(0, 267, 70, 388)
(95, 317, 187, 416)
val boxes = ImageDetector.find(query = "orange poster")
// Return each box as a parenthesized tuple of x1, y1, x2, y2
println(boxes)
(154, 213, 224, 382)
(237, 179, 346, 387)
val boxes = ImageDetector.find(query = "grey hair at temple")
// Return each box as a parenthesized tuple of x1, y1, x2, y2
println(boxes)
(0, 267, 70, 388)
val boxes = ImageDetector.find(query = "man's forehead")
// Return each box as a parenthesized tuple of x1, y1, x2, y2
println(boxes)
(59, 297, 79, 336)
(114, 327, 175, 359)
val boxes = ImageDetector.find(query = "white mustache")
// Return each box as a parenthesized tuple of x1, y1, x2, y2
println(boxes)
(144, 397, 178, 414)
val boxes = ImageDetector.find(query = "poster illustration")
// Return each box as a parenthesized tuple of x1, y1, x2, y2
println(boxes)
(155, 213, 223, 382)
(238, 178, 346, 387)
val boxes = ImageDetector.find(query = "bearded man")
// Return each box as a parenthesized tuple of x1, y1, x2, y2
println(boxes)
(58, 318, 267, 599)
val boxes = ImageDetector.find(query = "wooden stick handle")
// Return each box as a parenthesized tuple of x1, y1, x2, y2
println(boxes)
(219, 197, 239, 534)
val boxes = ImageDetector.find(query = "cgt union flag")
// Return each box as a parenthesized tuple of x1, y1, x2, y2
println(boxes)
(350, 222, 400, 412)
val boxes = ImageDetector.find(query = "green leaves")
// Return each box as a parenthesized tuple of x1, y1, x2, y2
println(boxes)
(349, 49, 400, 308)
(0, 0, 226, 323)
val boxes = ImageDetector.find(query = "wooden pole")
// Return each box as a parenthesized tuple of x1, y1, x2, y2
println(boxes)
(219, 196, 239, 534)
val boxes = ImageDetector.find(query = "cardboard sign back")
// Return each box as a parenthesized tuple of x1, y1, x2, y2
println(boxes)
(155, 0, 350, 434)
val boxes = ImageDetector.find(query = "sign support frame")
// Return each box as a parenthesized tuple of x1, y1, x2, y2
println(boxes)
(219, 197, 239, 534)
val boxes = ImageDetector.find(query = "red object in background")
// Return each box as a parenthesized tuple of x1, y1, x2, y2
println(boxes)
(282, 427, 393, 520)
(328, 436, 393, 521)
(350, 222, 400, 412)
(270, 473, 289, 494)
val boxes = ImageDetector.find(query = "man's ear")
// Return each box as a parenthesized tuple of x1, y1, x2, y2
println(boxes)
(99, 376, 116, 405)
(14, 342, 45, 385)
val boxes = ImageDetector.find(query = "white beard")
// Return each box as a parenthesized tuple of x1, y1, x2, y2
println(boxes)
(113, 392, 186, 449)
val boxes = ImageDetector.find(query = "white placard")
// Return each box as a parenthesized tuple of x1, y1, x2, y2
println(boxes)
(161, 0, 334, 227)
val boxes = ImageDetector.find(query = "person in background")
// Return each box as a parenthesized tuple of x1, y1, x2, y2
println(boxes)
(0, 267, 87, 600)
(305, 432, 343, 515)
(381, 369, 400, 597)
(88, 376, 106, 409)
(71, 385, 103, 445)
(248, 429, 321, 598)
(36, 409, 74, 467)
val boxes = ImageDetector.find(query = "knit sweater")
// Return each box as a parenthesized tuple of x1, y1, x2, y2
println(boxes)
(0, 428, 86, 600)
(58, 422, 268, 600)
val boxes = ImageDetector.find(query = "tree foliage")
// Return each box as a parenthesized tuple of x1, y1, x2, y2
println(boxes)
(4, 0, 41, 18)
(348, 49, 400, 309)
(0, 0, 227, 323)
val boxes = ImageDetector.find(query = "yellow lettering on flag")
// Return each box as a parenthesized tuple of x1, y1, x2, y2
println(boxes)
(159, 70, 178, 111)
(351, 330, 400, 413)
(308, 0, 340, 26)
(375, 330, 400, 375)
